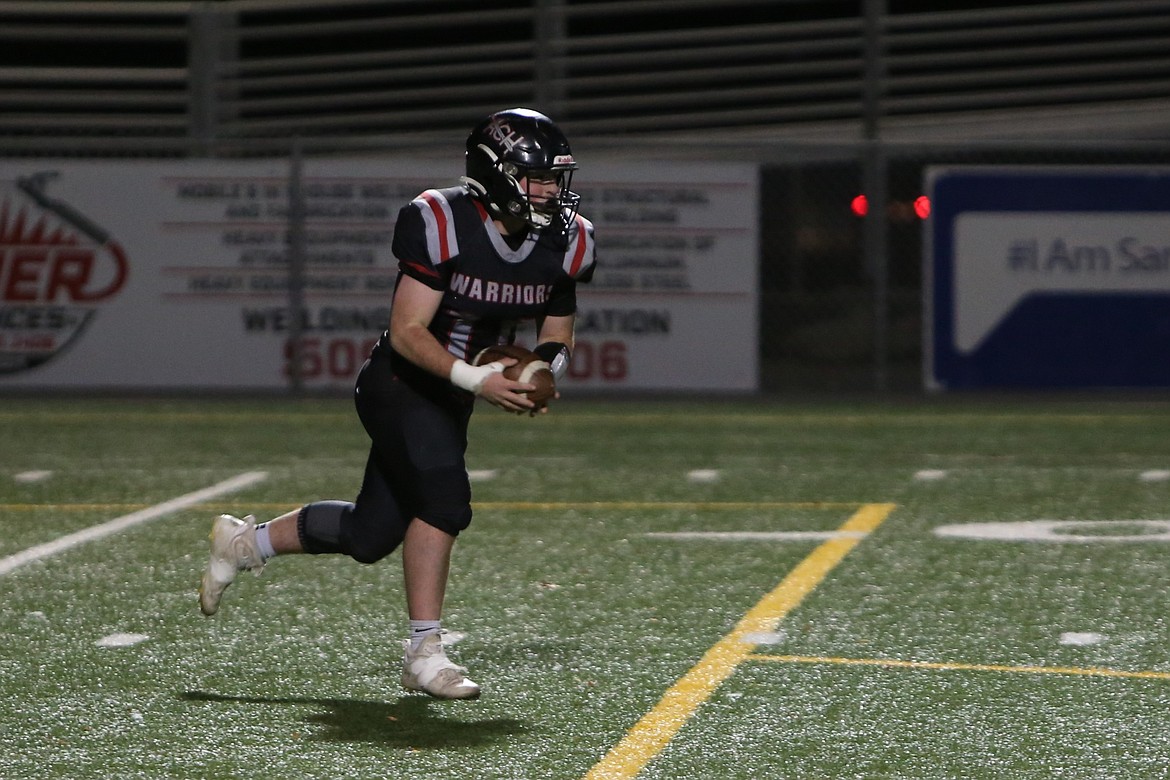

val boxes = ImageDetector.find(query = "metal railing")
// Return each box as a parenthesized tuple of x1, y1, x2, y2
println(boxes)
(2, 0, 1169, 153)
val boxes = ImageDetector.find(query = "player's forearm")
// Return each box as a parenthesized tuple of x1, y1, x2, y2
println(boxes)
(389, 322, 457, 379)
(390, 321, 504, 394)
(535, 315, 575, 380)
(536, 314, 575, 348)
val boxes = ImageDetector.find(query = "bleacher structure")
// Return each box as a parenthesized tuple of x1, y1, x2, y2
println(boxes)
(1, 0, 1169, 154)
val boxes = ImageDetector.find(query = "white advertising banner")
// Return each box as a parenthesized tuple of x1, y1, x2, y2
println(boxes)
(0, 158, 757, 392)
(953, 212, 1170, 353)
(568, 163, 758, 391)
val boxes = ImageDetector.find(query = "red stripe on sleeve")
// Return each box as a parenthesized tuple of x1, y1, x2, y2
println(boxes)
(421, 191, 451, 261)
(401, 258, 440, 279)
(568, 215, 589, 277)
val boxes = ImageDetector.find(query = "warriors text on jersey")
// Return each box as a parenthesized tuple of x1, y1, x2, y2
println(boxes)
(379, 184, 596, 389)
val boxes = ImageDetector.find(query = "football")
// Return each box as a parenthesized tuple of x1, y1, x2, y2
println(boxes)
(473, 344, 556, 408)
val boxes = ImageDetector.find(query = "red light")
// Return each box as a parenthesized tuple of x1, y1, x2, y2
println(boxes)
(851, 194, 930, 219)
(914, 195, 931, 219)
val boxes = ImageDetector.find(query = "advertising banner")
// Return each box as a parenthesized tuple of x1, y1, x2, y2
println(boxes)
(570, 165, 757, 391)
(926, 167, 1170, 389)
(0, 158, 757, 392)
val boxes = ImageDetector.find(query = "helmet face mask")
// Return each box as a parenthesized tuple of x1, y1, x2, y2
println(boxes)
(511, 165, 579, 227)
(462, 108, 581, 233)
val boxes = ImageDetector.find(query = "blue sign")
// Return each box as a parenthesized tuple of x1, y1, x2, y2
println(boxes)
(927, 167, 1170, 389)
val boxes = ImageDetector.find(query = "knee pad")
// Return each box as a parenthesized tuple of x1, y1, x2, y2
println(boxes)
(297, 501, 349, 555)
(301, 499, 407, 564)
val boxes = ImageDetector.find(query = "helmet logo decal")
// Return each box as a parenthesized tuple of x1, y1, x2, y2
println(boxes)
(486, 117, 523, 153)
(554, 155, 575, 166)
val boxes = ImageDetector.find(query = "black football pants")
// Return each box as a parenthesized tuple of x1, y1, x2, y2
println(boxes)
(296, 352, 474, 563)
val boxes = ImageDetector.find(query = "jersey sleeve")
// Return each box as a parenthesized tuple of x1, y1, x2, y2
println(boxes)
(392, 189, 459, 291)
(545, 214, 597, 316)
(563, 214, 597, 283)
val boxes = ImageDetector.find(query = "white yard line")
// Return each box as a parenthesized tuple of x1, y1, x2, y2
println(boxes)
(0, 471, 267, 576)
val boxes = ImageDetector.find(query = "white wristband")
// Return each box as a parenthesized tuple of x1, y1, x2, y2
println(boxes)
(449, 359, 504, 394)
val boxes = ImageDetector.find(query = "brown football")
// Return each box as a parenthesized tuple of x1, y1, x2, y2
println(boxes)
(473, 344, 556, 407)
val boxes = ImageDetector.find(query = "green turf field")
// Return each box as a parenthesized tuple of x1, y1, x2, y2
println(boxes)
(2, 395, 1170, 779)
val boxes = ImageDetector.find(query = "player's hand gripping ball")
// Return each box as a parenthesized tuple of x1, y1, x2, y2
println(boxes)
(473, 344, 556, 409)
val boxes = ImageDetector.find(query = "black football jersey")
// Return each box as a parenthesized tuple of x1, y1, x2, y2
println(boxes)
(378, 185, 595, 385)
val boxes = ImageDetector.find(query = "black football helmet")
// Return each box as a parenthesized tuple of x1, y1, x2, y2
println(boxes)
(461, 108, 581, 233)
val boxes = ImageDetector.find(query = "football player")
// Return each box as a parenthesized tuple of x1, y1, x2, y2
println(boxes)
(199, 108, 596, 699)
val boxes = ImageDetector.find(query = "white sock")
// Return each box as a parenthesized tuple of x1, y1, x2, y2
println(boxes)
(254, 523, 277, 561)
(409, 620, 442, 650)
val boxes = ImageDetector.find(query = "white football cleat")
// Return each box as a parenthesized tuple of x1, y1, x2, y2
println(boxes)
(199, 514, 264, 616)
(401, 633, 481, 700)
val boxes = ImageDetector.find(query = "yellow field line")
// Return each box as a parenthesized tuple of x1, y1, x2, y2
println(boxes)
(751, 654, 1170, 681)
(582, 502, 896, 780)
(476, 501, 862, 511)
(0, 412, 352, 423)
(0, 500, 863, 512)
(2, 411, 1166, 425)
(0, 504, 156, 511)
